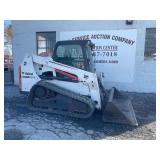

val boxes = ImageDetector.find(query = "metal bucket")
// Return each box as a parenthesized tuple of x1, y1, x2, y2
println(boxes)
(102, 87, 138, 126)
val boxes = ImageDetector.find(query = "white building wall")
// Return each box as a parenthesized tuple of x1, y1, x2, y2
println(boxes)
(12, 20, 156, 93)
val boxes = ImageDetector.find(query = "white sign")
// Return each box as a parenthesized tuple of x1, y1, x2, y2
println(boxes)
(60, 30, 137, 83)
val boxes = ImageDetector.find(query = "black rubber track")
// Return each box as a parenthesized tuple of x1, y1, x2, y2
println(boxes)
(27, 80, 95, 119)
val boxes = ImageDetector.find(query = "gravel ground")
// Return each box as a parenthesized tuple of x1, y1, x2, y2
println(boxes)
(4, 85, 156, 140)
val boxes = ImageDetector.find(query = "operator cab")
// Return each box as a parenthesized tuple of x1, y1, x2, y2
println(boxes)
(53, 40, 95, 72)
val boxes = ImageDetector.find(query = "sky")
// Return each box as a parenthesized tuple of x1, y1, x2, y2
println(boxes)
(4, 20, 12, 29)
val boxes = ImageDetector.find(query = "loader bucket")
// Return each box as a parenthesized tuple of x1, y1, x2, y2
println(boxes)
(102, 87, 138, 126)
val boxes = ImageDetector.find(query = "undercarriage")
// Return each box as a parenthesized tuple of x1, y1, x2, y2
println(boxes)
(27, 81, 95, 119)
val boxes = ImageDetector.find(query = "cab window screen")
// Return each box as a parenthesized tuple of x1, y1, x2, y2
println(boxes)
(57, 45, 83, 58)
(56, 45, 85, 69)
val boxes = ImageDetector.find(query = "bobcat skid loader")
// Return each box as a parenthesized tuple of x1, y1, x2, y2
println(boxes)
(19, 40, 138, 126)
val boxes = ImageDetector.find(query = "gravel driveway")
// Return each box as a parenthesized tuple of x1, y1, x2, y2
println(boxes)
(4, 85, 156, 140)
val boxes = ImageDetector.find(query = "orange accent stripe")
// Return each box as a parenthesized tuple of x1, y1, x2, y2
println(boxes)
(55, 69, 78, 80)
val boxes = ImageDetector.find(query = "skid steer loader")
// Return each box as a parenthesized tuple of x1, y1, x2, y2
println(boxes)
(19, 40, 138, 126)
